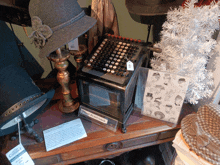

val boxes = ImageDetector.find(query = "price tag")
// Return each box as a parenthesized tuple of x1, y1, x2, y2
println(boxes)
(68, 38, 79, 50)
(6, 143, 35, 165)
(126, 60, 134, 71)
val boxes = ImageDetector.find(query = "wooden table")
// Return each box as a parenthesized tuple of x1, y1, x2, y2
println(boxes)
(1, 101, 195, 165)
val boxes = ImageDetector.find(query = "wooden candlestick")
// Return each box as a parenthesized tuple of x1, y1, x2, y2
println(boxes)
(48, 48, 79, 113)
(69, 44, 87, 71)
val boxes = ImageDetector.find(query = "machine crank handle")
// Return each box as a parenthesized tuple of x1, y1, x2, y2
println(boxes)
(146, 46, 162, 53)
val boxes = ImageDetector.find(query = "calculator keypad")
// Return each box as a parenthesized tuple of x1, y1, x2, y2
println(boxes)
(85, 38, 139, 77)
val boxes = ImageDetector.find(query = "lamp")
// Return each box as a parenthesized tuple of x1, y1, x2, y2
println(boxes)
(28, 0, 97, 113)
(0, 64, 54, 142)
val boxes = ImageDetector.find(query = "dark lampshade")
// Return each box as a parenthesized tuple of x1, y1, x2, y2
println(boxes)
(0, 64, 54, 136)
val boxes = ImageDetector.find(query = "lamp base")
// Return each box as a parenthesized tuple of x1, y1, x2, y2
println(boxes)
(58, 100, 79, 113)
(11, 119, 43, 143)
(48, 49, 80, 114)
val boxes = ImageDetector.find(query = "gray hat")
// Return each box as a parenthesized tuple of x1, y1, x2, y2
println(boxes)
(29, 0, 97, 58)
(181, 104, 220, 164)
(125, 0, 184, 16)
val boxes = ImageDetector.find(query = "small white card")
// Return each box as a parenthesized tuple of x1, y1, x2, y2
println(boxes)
(43, 118, 87, 151)
(68, 38, 79, 50)
(6, 143, 34, 165)
(127, 61, 134, 71)
(80, 109, 108, 124)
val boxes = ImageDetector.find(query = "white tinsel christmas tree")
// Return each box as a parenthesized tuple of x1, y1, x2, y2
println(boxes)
(151, 0, 220, 104)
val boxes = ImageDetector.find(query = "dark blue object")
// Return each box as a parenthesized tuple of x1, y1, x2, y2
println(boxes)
(0, 64, 55, 136)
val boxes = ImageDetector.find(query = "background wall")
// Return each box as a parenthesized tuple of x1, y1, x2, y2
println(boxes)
(79, 0, 153, 41)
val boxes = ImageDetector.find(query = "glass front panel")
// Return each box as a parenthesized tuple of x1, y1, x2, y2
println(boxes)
(80, 80, 121, 119)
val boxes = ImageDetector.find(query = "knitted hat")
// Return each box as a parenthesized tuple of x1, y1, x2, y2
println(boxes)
(29, 0, 97, 58)
(181, 104, 220, 165)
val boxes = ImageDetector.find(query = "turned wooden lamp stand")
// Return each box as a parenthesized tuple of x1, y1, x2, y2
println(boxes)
(48, 48, 79, 113)
(69, 44, 87, 71)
